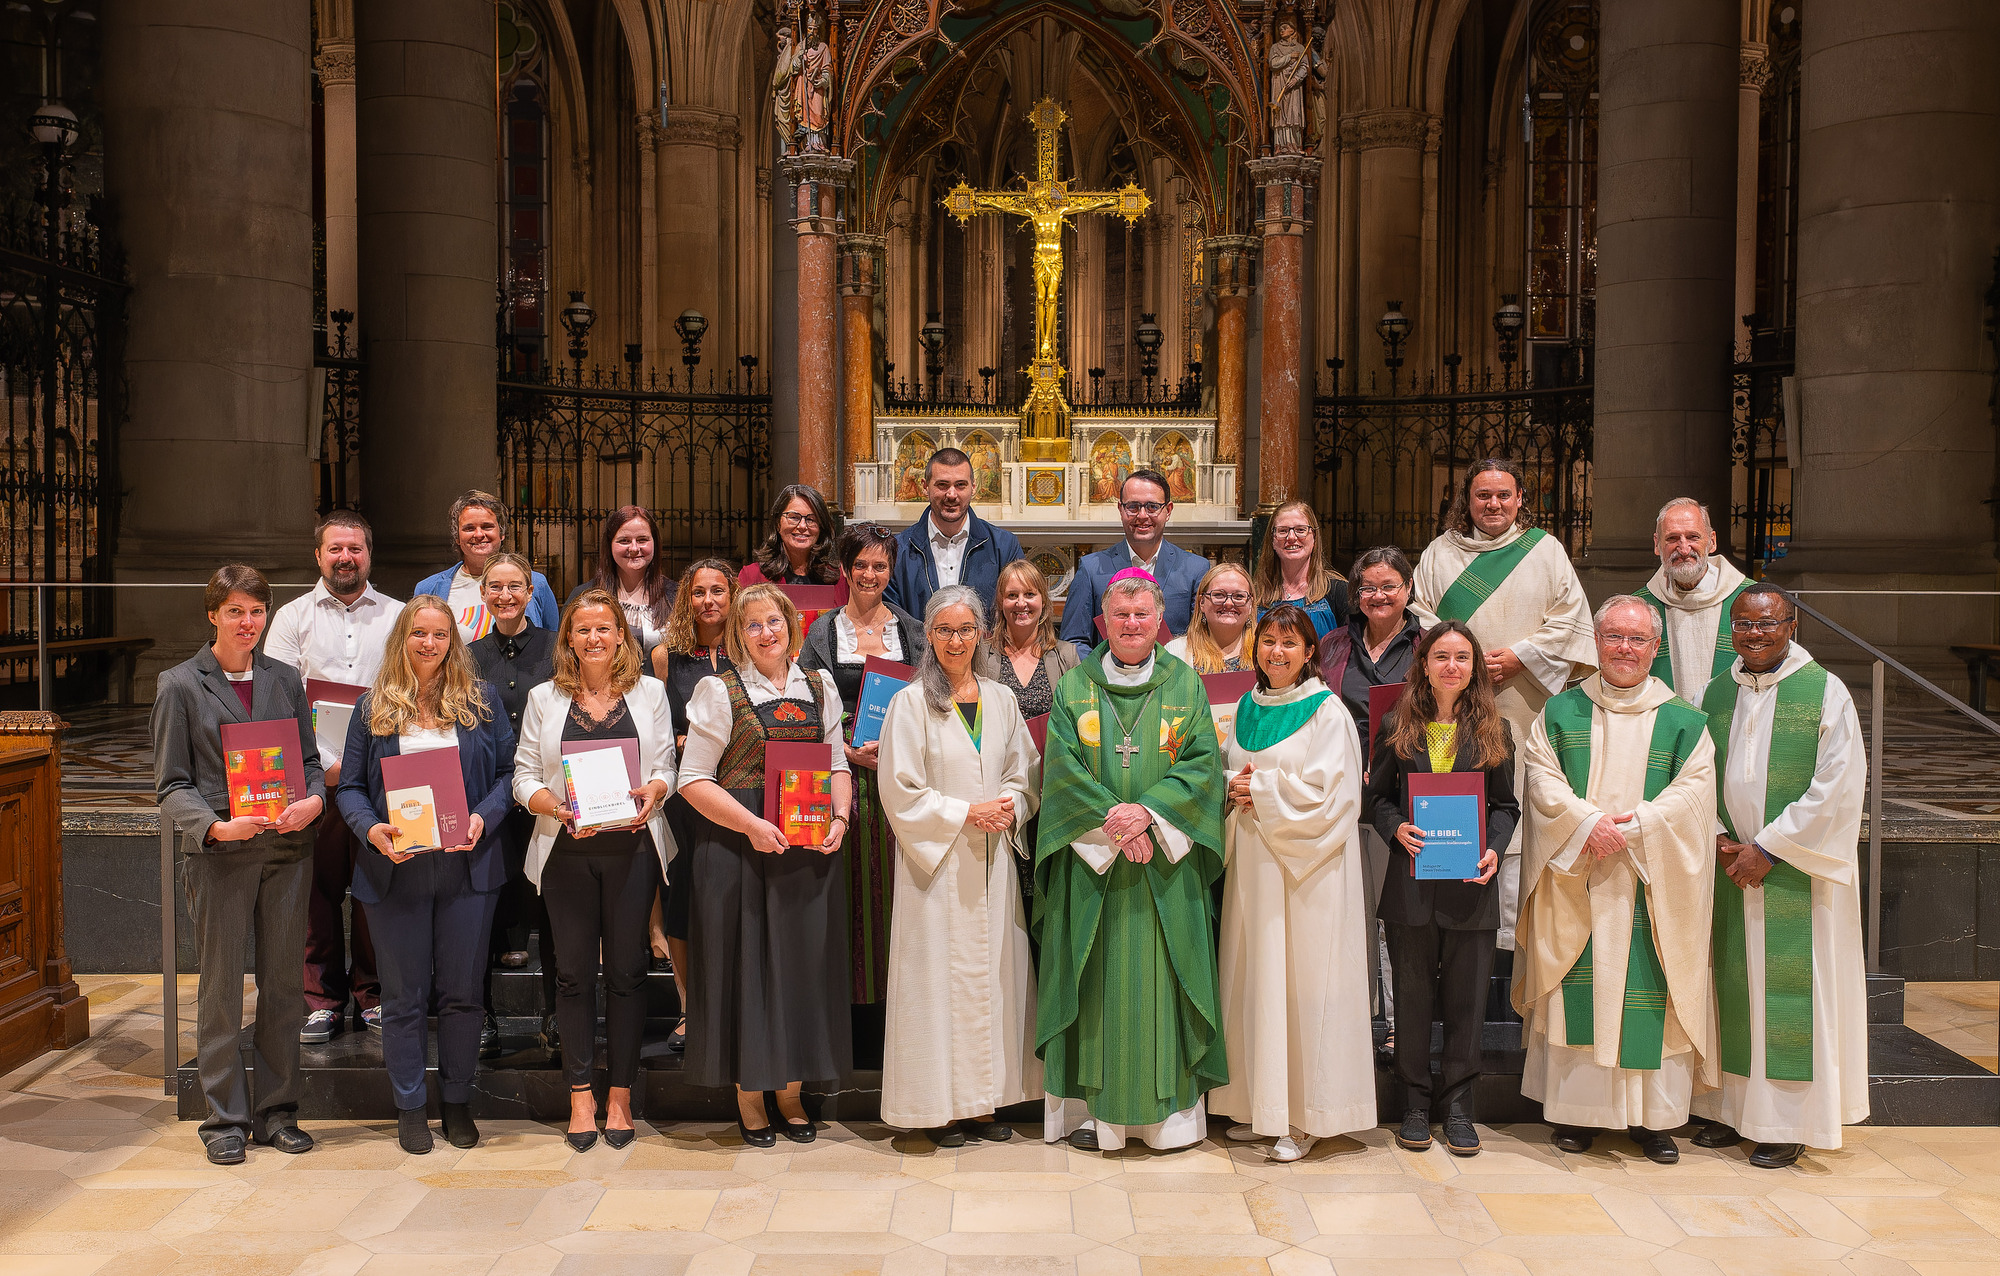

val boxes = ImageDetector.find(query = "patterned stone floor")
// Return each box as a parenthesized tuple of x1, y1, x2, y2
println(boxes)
(1907, 983, 1999, 1075)
(4, 978, 1999, 1276)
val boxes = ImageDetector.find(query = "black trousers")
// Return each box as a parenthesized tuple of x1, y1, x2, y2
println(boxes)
(1385, 920, 1496, 1115)
(486, 808, 558, 1018)
(543, 843, 656, 1089)
(363, 850, 498, 1110)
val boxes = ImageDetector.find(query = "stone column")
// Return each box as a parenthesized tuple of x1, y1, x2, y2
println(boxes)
(316, 38, 358, 326)
(1582, 0, 1738, 577)
(1775, 0, 2000, 689)
(354, 0, 497, 592)
(1246, 155, 1319, 513)
(1345, 110, 1432, 378)
(655, 109, 736, 369)
(780, 153, 854, 501)
(105, 0, 316, 681)
(1734, 44, 1771, 351)
(1204, 235, 1258, 511)
(837, 233, 886, 511)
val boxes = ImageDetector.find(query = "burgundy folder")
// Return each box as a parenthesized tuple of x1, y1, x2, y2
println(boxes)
(220, 719, 310, 820)
(763, 740, 837, 848)
(1368, 682, 1407, 752)
(1025, 713, 1049, 754)
(304, 677, 367, 707)
(1200, 670, 1258, 710)
(778, 584, 844, 631)
(379, 746, 473, 850)
(1407, 769, 1489, 859)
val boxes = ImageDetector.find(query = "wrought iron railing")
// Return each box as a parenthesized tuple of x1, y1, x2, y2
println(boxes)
(1731, 330, 1794, 573)
(0, 192, 125, 700)
(314, 309, 362, 514)
(882, 365, 1205, 417)
(497, 361, 772, 596)
(1310, 362, 1593, 565)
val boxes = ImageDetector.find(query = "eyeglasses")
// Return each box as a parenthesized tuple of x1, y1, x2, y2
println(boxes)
(1354, 584, 1405, 599)
(743, 618, 789, 636)
(779, 512, 818, 528)
(1204, 591, 1250, 606)
(1730, 618, 1791, 634)
(1272, 527, 1313, 541)
(1598, 633, 1657, 650)
(930, 625, 980, 642)
(1120, 501, 1166, 516)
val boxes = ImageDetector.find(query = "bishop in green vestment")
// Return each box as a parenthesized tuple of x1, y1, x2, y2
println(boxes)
(1036, 573, 1227, 1152)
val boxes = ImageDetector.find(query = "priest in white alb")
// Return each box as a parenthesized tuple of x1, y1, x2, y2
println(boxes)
(1631, 497, 1751, 706)
(1689, 584, 1868, 1169)
(1514, 595, 1716, 1164)
(877, 586, 1044, 1145)
(1414, 459, 1597, 948)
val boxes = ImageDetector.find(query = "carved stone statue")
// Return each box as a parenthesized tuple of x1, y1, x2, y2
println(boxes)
(789, 7, 833, 151)
(770, 25, 797, 155)
(1268, 18, 1322, 153)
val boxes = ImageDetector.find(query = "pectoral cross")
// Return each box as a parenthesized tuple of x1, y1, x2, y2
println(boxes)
(943, 98, 1151, 462)
(1114, 735, 1141, 769)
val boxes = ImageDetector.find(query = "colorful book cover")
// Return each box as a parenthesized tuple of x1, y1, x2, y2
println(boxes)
(1408, 771, 1489, 881)
(560, 741, 640, 830)
(219, 719, 308, 821)
(850, 656, 916, 747)
(1200, 670, 1259, 753)
(762, 740, 835, 848)
(386, 785, 441, 851)
(1368, 681, 1407, 753)
(777, 584, 843, 634)
(379, 747, 471, 848)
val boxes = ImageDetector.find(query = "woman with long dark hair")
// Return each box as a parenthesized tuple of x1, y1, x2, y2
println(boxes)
(1365, 619, 1518, 1157)
(574, 505, 675, 654)
(740, 483, 848, 604)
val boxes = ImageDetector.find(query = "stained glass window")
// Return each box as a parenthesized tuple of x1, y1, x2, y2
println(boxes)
(1524, 0, 1598, 378)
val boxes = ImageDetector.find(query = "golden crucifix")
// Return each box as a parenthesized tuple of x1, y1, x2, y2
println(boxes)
(944, 98, 1150, 462)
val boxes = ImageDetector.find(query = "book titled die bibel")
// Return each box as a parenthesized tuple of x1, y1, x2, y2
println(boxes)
(220, 719, 309, 821)
(763, 741, 837, 848)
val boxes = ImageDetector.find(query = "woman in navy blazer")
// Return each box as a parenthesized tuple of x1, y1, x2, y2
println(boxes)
(336, 595, 516, 1155)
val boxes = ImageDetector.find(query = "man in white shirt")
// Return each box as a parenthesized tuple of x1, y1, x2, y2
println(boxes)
(886, 447, 1023, 619)
(263, 512, 401, 1044)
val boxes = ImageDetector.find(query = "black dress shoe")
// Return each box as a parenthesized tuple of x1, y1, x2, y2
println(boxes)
(928, 1125, 968, 1148)
(1067, 1127, 1099, 1152)
(1629, 1127, 1679, 1165)
(1442, 1110, 1481, 1156)
(1692, 1121, 1740, 1149)
(565, 1128, 599, 1153)
(959, 1118, 1013, 1142)
(440, 1101, 479, 1149)
(603, 1127, 636, 1150)
(1551, 1125, 1595, 1153)
(737, 1116, 777, 1149)
(479, 1015, 502, 1060)
(779, 1118, 816, 1144)
(1396, 1109, 1432, 1151)
(667, 1019, 687, 1054)
(205, 1133, 247, 1165)
(539, 1016, 561, 1061)
(398, 1108, 434, 1155)
(254, 1125, 315, 1155)
(1749, 1142, 1804, 1169)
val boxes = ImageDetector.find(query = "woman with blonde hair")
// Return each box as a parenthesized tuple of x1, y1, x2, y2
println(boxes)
(974, 558, 1079, 720)
(1252, 499, 1349, 640)
(677, 582, 853, 1146)
(1165, 562, 1258, 673)
(512, 590, 678, 1150)
(336, 596, 517, 1154)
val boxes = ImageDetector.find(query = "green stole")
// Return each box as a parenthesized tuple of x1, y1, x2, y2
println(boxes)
(1433, 527, 1547, 623)
(1543, 688, 1708, 1070)
(1702, 660, 1825, 1081)
(1634, 580, 1753, 687)
(1232, 689, 1330, 753)
(1034, 646, 1228, 1125)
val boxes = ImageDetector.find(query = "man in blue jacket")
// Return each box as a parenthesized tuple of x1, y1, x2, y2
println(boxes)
(1059, 468, 1212, 655)
(886, 446, 1024, 618)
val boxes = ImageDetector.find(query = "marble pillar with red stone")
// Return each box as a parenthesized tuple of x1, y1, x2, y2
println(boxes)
(780, 153, 854, 502)
(837, 233, 886, 513)
(1246, 155, 1319, 513)
(1204, 235, 1258, 514)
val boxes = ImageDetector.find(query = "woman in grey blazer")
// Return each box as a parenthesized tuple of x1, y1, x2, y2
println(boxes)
(152, 565, 325, 1166)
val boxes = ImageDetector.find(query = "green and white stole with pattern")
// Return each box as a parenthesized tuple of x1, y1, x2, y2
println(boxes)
(1433, 527, 1547, 624)
(1543, 690, 1709, 1071)
(1701, 660, 1825, 1081)
(1634, 579, 1753, 687)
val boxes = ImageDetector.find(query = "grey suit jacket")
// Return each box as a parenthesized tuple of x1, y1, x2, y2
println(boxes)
(152, 645, 326, 857)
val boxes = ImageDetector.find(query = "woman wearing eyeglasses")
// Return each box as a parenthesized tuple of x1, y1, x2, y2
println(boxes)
(1252, 500, 1350, 640)
(1165, 563, 1258, 673)
(739, 484, 850, 606)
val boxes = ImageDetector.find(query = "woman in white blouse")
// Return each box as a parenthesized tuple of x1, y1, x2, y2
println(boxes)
(677, 583, 854, 1147)
(511, 591, 676, 1152)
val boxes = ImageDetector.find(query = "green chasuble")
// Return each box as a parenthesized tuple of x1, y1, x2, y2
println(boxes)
(1634, 580, 1753, 687)
(1702, 661, 1825, 1081)
(1433, 527, 1547, 623)
(1035, 644, 1228, 1126)
(1543, 689, 1708, 1070)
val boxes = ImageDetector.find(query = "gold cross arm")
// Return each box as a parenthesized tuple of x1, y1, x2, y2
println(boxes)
(943, 178, 1150, 227)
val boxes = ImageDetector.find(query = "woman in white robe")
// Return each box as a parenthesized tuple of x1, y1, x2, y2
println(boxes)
(1210, 602, 1375, 1161)
(877, 585, 1044, 1144)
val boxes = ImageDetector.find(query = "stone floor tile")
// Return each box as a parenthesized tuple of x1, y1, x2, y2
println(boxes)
(681, 1244, 757, 1276)
(935, 1256, 1066, 1275)
(1132, 1258, 1272, 1275)
(1588, 1186, 1688, 1244)
(952, 1189, 1076, 1234)
(706, 1182, 781, 1241)
(16, 1185, 191, 1232)
(1112, 1146, 1239, 1176)
(890, 1181, 955, 1241)
(1263, 1249, 1333, 1276)
(1070, 1182, 1136, 1244)
(1761, 1187, 1875, 1248)
(581, 1187, 721, 1231)
(746, 1256, 886, 1274)
(767, 1188, 900, 1232)
(1831, 1196, 1988, 1242)
(1073, 1247, 1142, 1276)
(1128, 1190, 1259, 1235)
(1477, 1192, 1623, 1236)
(923, 1234, 1098, 1259)
(290, 1242, 374, 1276)
(1243, 1183, 1318, 1245)
(221, 1184, 374, 1232)
(355, 1258, 499, 1275)
(0, 1258, 115, 1275)
(1302, 1191, 1438, 1236)
(552, 1254, 692, 1276)
(1650, 1194, 1798, 1238)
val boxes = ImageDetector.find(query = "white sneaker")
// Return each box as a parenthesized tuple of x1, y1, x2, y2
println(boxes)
(1226, 1123, 1266, 1142)
(1270, 1135, 1317, 1163)
(300, 1009, 340, 1044)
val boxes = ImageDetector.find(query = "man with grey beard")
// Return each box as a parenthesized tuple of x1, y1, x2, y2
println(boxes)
(1631, 498, 1751, 706)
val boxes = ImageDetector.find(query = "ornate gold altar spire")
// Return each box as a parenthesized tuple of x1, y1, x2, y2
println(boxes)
(943, 98, 1150, 462)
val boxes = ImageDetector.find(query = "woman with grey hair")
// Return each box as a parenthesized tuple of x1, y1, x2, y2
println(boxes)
(877, 585, 1044, 1146)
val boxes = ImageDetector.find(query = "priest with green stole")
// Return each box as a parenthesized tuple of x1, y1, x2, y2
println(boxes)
(1414, 459, 1597, 949)
(1514, 596, 1717, 1165)
(1690, 585, 1868, 1169)
(1036, 568, 1227, 1152)
(1632, 498, 1751, 706)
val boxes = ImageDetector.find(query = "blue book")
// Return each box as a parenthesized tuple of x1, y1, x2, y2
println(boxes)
(850, 656, 915, 747)
(1412, 791, 1482, 881)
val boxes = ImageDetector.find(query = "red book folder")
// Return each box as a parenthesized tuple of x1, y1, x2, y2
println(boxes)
(379, 746, 473, 851)
(1200, 670, 1258, 707)
(1407, 769, 1489, 862)
(220, 719, 310, 820)
(763, 740, 836, 848)
(778, 584, 844, 632)
(1025, 713, 1049, 755)
(1368, 682, 1407, 753)
(1094, 613, 1175, 644)
(304, 677, 367, 706)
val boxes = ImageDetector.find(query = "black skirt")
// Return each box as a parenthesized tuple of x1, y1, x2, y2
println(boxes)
(681, 786, 853, 1091)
